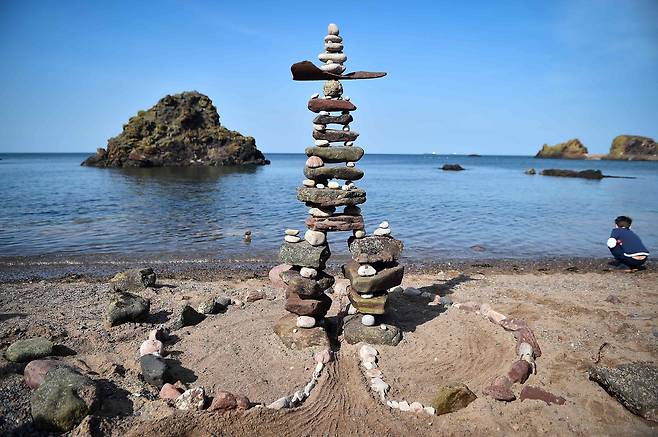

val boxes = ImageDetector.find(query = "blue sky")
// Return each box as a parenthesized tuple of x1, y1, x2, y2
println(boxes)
(1, 0, 656, 155)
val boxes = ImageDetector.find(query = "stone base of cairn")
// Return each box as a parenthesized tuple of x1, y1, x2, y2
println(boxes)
(274, 22, 403, 348)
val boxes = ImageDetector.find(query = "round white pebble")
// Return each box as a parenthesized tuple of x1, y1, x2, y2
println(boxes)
(328, 23, 339, 35)
(346, 162, 355, 167)
(327, 181, 340, 189)
(373, 227, 391, 236)
(357, 264, 376, 276)
(285, 229, 299, 236)
(379, 221, 390, 229)
(284, 235, 301, 243)
(302, 179, 315, 187)
(361, 315, 375, 326)
(304, 229, 326, 246)
(316, 183, 325, 189)
(300, 267, 317, 278)
(296, 316, 316, 328)
(354, 230, 366, 238)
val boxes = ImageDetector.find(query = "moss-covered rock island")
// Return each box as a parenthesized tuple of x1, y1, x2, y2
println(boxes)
(82, 91, 269, 167)
(607, 135, 657, 161)
(535, 138, 588, 159)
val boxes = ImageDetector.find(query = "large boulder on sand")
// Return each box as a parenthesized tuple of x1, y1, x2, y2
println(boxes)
(535, 139, 588, 159)
(105, 291, 150, 327)
(5, 337, 54, 363)
(81, 91, 269, 168)
(606, 135, 657, 161)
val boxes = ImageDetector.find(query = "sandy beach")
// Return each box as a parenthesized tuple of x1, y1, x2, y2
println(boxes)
(1, 261, 656, 436)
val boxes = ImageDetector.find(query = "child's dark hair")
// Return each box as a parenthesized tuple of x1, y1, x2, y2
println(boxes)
(615, 216, 632, 228)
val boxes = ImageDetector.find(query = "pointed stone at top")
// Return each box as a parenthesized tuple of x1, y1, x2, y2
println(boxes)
(328, 23, 339, 36)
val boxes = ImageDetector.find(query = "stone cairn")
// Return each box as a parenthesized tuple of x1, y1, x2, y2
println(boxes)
(275, 23, 405, 347)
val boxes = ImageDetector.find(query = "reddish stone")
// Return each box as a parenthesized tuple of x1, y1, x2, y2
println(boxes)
(269, 264, 291, 289)
(308, 98, 356, 113)
(209, 391, 237, 411)
(483, 375, 516, 402)
(24, 359, 69, 389)
(507, 360, 532, 384)
(159, 383, 183, 400)
(305, 214, 364, 232)
(499, 318, 528, 331)
(281, 270, 334, 298)
(245, 290, 267, 303)
(519, 385, 566, 405)
(515, 327, 542, 357)
(235, 395, 250, 410)
(605, 294, 621, 304)
(285, 293, 332, 317)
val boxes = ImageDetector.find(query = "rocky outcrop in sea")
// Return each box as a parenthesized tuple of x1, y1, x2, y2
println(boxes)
(82, 91, 269, 168)
(535, 139, 588, 159)
(606, 135, 657, 161)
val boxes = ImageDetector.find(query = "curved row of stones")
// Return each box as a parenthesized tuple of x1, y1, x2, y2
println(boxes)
(275, 23, 404, 347)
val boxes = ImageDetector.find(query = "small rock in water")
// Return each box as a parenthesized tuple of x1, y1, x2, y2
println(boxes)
(5, 337, 54, 363)
(159, 383, 182, 400)
(300, 267, 318, 278)
(296, 316, 316, 328)
(357, 264, 376, 277)
(175, 387, 206, 411)
(361, 315, 375, 326)
(285, 229, 300, 236)
(285, 235, 302, 243)
(306, 156, 324, 168)
(373, 227, 391, 236)
(209, 390, 237, 411)
(139, 339, 163, 357)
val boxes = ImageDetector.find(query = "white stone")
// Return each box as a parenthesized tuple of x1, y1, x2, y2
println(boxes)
(391, 400, 400, 409)
(303, 179, 315, 187)
(303, 380, 316, 396)
(325, 42, 344, 52)
(361, 314, 375, 326)
(296, 316, 316, 328)
(380, 324, 388, 330)
(319, 110, 329, 115)
(357, 264, 376, 277)
(319, 63, 346, 74)
(309, 207, 335, 217)
(284, 235, 301, 243)
(410, 401, 424, 413)
(267, 396, 290, 410)
(315, 362, 324, 373)
(313, 124, 326, 131)
(361, 293, 373, 299)
(373, 227, 391, 236)
(285, 229, 299, 236)
(343, 126, 350, 131)
(324, 34, 342, 43)
(363, 361, 377, 370)
(398, 400, 411, 411)
(346, 182, 355, 188)
(347, 304, 357, 315)
(346, 162, 355, 167)
(424, 406, 436, 415)
(359, 344, 378, 360)
(354, 230, 366, 238)
(370, 377, 389, 394)
(387, 400, 393, 407)
(319, 53, 347, 64)
(315, 139, 329, 146)
(304, 229, 326, 246)
(139, 339, 163, 357)
(175, 387, 205, 411)
(341, 185, 349, 190)
(388, 285, 404, 293)
(345, 141, 354, 146)
(403, 287, 422, 296)
(311, 93, 319, 99)
(327, 181, 339, 189)
(379, 221, 390, 229)
(327, 23, 339, 36)
(344, 205, 361, 215)
(300, 267, 317, 278)
(316, 183, 325, 189)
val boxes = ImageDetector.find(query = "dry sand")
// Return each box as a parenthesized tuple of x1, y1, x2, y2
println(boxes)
(1, 265, 657, 436)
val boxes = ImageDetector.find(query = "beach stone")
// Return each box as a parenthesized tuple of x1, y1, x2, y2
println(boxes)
(304, 230, 326, 246)
(285, 293, 332, 318)
(236, 395, 250, 410)
(285, 229, 299, 236)
(304, 165, 364, 181)
(313, 128, 359, 143)
(284, 235, 302, 243)
(315, 139, 330, 146)
(483, 375, 516, 401)
(315, 348, 333, 364)
(169, 304, 206, 330)
(245, 289, 267, 302)
(139, 354, 167, 388)
(267, 396, 290, 410)
(24, 359, 71, 389)
(105, 291, 150, 327)
(209, 390, 237, 411)
(358, 264, 376, 277)
(306, 214, 364, 232)
(508, 360, 532, 384)
(269, 264, 292, 288)
(303, 178, 315, 187)
(325, 34, 342, 42)
(327, 23, 339, 35)
(308, 99, 356, 113)
(159, 383, 182, 400)
(344, 205, 361, 215)
(280, 240, 331, 269)
(318, 52, 347, 63)
(309, 206, 335, 217)
(319, 63, 346, 74)
(139, 339, 163, 357)
(343, 315, 401, 346)
(349, 288, 388, 315)
(323, 80, 343, 97)
(399, 401, 411, 411)
(215, 296, 232, 308)
(403, 287, 422, 296)
(6, 337, 54, 363)
(306, 156, 324, 168)
(300, 267, 317, 278)
(519, 385, 566, 406)
(589, 363, 658, 422)
(373, 227, 391, 236)
(441, 164, 465, 171)
(424, 406, 436, 415)
(274, 313, 330, 349)
(197, 296, 224, 314)
(430, 383, 477, 415)
(410, 401, 424, 413)
(361, 315, 375, 326)
(324, 42, 344, 53)
(313, 124, 326, 131)
(327, 181, 340, 189)
(354, 230, 365, 238)
(525, 168, 536, 175)
(31, 367, 99, 432)
(333, 278, 351, 295)
(296, 316, 316, 328)
(298, 186, 366, 207)
(148, 326, 169, 341)
(516, 326, 542, 357)
(311, 114, 354, 127)
(342, 261, 404, 293)
(109, 267, 156, 292)
(281, 269, 335, 297)
(175, 387, 206, 411)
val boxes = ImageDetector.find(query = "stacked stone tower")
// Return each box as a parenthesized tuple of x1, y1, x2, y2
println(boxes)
(274, 23, 404, 348)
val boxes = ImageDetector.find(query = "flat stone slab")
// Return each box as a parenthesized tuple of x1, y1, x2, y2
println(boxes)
(281, 269, 335, 297)
(348, 287, 387, 315)
(312, 113, 353, 126)
(304, 166, 364, 181)
(305, 146, 364, 163)
(589, 363, 658, 422)
(274, 313, 330, 349)
(305, 214, 364, 232)
(279, 240, 330, 269)
(308, 99, 356, 113)
(312, 129, 359, 143)
(342, 262, 404, 293)
(342, 314, 401, 346)
(297, 187, 366, 207)
(348, 235, 404, 263)
(291, 61, 387, 81)
(284, 292, 332, 317)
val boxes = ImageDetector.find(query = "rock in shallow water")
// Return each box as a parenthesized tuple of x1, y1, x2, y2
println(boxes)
(6, 337, 54, 363)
